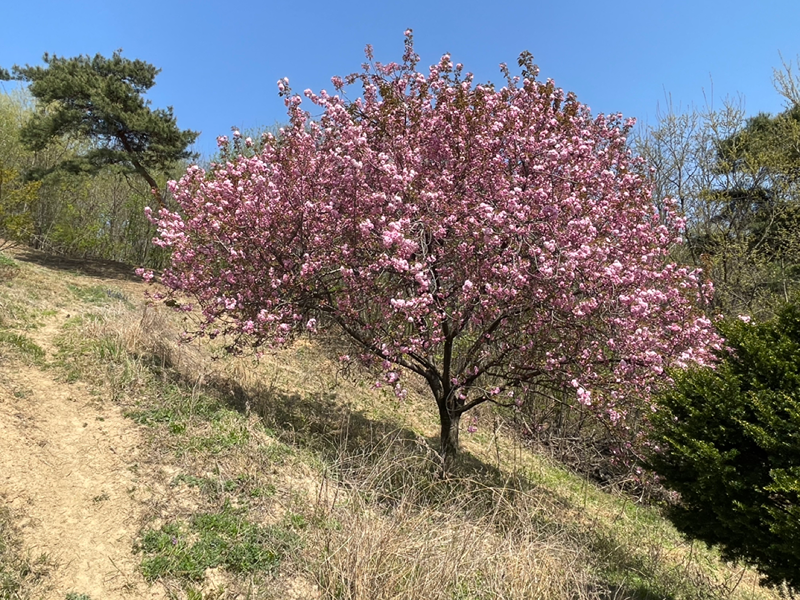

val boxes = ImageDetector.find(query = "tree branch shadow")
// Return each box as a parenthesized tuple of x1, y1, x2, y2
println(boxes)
(10, 245, 142, 282)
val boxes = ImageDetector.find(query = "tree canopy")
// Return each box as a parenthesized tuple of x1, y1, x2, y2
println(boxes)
(0, 84, 177, 264)
(4, 51, 198, 203)
(147, 33, 720, 465)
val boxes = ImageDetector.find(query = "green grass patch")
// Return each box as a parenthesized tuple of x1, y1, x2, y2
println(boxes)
(0, 330, 45, 362)
(124, 389, 224, 428)
(0, 253, 17, 268)
(136, 503, 300, 582)
(125, 405, 184, 428)
(258, 442, 294, 467)
(67, 283, 130, 306)
(0, 253, 19, 282)
(181, 410, 251, 455)
(170, 473, 276, 501)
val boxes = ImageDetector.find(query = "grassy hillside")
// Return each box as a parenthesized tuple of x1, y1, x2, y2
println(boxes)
(0, 247, 785, 600)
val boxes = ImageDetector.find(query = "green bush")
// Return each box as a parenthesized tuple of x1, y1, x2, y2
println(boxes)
(647, 304, 800, 591)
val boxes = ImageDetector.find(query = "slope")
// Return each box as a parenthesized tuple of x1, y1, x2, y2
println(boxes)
(0, 247, 786, 600)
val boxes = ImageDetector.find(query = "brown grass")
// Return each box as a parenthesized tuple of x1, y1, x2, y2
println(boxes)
(0, 248, 784, 600)
(0, 499, 54, 600)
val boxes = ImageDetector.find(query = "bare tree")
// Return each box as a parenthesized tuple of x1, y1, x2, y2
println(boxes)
(634, 91, 800, 319)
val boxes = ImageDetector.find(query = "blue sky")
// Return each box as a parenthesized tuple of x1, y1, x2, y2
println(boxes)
(2, 0, 799, 158)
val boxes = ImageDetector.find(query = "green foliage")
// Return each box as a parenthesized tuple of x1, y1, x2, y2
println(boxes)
(0, 87, 177, 266)
(0, 56, 190, 265)
(0, 91, 40, 248)
(0, 90, 34, 167)
(647, 304, 800, 591)
(37, 167, 172, 265)
(0, 331, 45, 362)
(712, 106, 800, 281)
(7, 51, 198, 198)
(635, 96, 800, 320)
(719, 104, 800, 175)
(0, 252, 19, 280)
(0, 166, 39, 245)
(136, 504, 300, 581)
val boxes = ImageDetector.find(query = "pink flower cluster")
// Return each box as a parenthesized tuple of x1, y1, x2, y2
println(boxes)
(149, 33, 721, 448)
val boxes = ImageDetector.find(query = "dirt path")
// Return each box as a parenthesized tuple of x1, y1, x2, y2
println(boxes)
(0, 306, 165, 599)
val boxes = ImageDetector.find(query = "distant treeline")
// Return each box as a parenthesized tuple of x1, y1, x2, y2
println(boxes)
(3, 54, 800, 318)
(0, 51, 198, 267)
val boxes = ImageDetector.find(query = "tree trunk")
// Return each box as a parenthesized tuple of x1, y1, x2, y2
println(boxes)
(438, 403, 461, 470)
(117, 134, 164, 209)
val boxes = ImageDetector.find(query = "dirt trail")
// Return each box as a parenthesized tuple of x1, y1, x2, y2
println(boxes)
(0, 302, 165, 599)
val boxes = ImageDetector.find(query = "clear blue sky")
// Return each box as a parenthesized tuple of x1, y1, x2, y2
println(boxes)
(2, 0, 799, 158)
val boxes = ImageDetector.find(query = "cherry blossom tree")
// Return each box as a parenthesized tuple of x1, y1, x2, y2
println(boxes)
(146, 33, 721, 465)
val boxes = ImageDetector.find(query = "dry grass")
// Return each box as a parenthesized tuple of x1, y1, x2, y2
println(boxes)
(0, 500, 53, 600)
(308, 442, 600, 600)
(0, 248, 786, 600)
(75, 307, 776, 599)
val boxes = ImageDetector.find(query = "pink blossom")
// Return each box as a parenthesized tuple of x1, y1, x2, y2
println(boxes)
(150, 36, 720, 461)
(135, 268, 154, 282)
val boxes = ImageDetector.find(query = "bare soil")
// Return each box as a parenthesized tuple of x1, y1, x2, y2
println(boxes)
(0, 258, 166, 599)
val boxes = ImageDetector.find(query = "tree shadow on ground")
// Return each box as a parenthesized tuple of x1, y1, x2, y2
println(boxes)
(10, 246, 142, 282)
(223, 378, 676, 600)
(135, 318, 681, 600)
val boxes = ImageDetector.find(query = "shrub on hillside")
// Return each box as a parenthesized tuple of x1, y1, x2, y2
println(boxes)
(647, 303, 800, 591)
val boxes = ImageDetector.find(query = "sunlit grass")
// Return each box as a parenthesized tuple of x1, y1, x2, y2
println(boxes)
(0, 249, 781, 600)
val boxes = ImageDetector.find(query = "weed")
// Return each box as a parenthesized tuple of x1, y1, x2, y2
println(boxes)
(0, 331, 45, 362)
(0, 253, 19, 281)
(284, 512, 307, 530)
(181, 410, 251, 455)
(0, 503, 53, 600)
(249, 483, 277, 499)
(136, 503, 300, 582)
(125, 405, 184, 428)
(259, 442, 294, 466)
(67, 283, 129, 306)
(168, 421, 186, 434)
(65, 593, 92, 600)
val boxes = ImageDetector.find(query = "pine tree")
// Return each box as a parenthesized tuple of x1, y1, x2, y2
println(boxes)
(4, 51, 198, 205)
